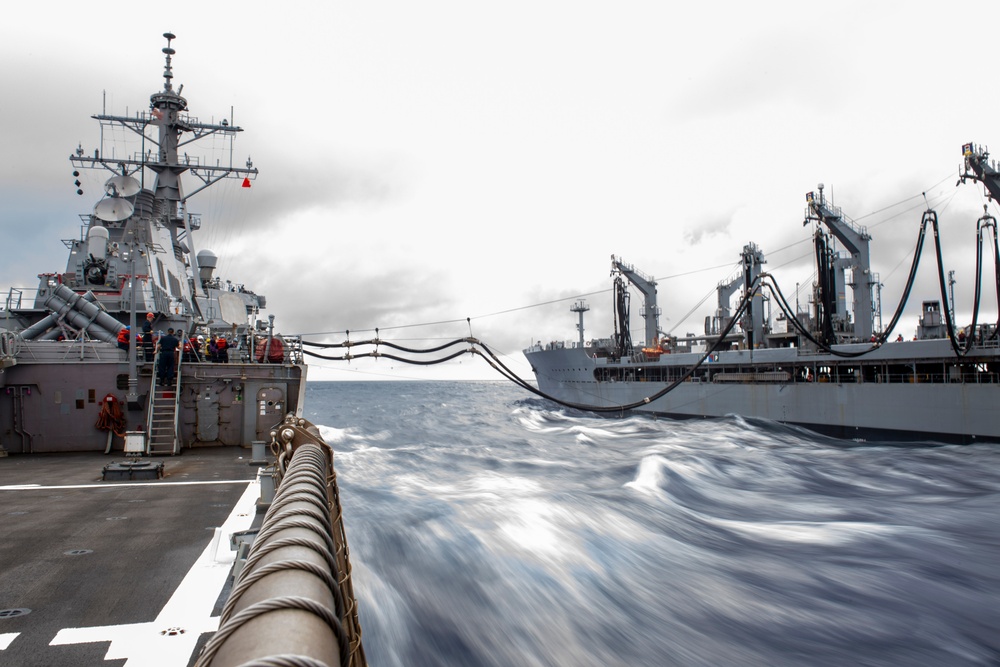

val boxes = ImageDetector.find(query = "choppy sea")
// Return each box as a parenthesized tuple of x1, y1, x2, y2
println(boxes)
(302, 381, 1000, 667)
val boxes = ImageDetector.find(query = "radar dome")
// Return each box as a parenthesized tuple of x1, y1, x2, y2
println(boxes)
(198, 249, 218, 284)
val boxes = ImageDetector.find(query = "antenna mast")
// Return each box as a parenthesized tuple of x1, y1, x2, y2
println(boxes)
(571, 300, 590, 347)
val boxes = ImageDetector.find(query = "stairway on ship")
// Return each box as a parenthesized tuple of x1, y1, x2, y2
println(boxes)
(146, 373, 180, 456)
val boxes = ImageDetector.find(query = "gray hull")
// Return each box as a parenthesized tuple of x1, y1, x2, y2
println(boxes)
(525, 340, 1000, 444)
(0, 340, 305, 453)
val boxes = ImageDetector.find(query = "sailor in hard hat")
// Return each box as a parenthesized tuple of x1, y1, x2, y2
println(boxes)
(216, 335, 229, 363)
(117, 325, 130, 351)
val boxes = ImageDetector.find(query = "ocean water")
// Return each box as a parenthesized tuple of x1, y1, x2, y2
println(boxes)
(302, 381, 1000, 667)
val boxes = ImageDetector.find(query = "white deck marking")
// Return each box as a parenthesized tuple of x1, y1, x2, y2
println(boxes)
(0, 633, 20, 650)
(50, 478, 260, 666)
(0, 480, 250, 491)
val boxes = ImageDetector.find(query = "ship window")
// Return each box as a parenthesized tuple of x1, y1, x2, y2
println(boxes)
(885, 363, 914, 383)
(914, 361, 945, 384)
(861, 365, 880, 383)
(836, 366, 859, 383)
(117, 374, 129, 390)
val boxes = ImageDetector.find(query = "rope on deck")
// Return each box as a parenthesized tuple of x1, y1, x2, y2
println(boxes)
(196, 415, 366, 667)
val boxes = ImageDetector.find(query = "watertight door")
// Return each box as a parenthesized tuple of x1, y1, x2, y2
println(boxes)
(196, 393, 220, 442)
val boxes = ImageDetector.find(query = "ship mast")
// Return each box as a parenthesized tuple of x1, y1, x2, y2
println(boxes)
(570, 300, 589, 348)
(740, 243, 767, 348)
(63, 33, 261, 405)
(149, 31, 187, 221)
(71, 32, 258, 225)
(67, 32, 259, 311)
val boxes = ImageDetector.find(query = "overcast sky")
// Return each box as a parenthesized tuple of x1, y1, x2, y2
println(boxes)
(2, 2, 999, 381)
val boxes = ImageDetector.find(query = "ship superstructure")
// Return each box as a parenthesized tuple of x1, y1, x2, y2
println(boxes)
(20, 32, 262, 341)
(0, 34, 304, 454)
(525, 148, 1000, 444)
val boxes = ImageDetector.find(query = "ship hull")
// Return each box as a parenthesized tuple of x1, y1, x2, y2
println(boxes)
(525, 341, 1000, 444)
(0, 341, 305, 453)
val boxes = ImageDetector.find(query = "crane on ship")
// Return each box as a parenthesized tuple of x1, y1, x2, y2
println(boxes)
(610, 255, 660, 355)
(804, 184, 879, 342)
(708, 243, 767, 347)
(960, 143, 1000, 203)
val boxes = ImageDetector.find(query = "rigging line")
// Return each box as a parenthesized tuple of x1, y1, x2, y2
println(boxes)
(882, 248, 915, 282)
(301, 337, 473, 354)
(761, 208, 929, 356)
(298, 305, 773, 414)
(532, 283, 757, 412)
(666, 286, 716, 335)
(474, 261, 745, 322)
(654, 261, 741, 283)
(850, 189, 951, 234)
(298, 262, 747, 341)
(862, 192, 942, 231)
(654, 261, 743, 334)
(213, 175, 247, 278)
(295, 317, 472, 338)
(297, 290, 618, 338)
(768, 250, 816, 272)
(303, 345, 470, 367)
(765, 236, 813, 257)
(349, 337, 535, 383)
(877, 198, 951, 283)
(302, 260, 753, 337)
(853, 173, 953, 222)
(470, 288, 611, 321)
(665, 252, 804, 335)
(876, 194, 956, 283)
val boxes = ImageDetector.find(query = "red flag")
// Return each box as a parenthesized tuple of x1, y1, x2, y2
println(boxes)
(242, 177, 251, 188)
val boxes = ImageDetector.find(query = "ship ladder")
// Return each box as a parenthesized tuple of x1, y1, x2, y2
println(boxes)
(146, 355, 183, 455)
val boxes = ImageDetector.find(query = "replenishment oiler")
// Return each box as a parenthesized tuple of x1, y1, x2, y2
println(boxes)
(0, 34, 366, 666)
(525, 151, 1000, 445)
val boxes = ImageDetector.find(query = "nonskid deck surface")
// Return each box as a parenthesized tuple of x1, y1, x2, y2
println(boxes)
(0, 448, 262, 666)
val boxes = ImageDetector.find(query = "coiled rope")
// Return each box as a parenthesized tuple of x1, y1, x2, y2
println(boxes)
(197, 417, 366, 667)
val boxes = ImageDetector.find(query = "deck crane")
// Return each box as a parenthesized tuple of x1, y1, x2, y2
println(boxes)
(611, 255, 660, 349)
(961, 143, 1000, 203)
(708, 243, 767, 348)
(805, 184, 877, 342)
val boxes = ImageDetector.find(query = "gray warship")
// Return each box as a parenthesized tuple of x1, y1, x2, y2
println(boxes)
(525, 150, 1000, 444)
(0, 33, 304, 456)
(0, 34, 366, 666)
